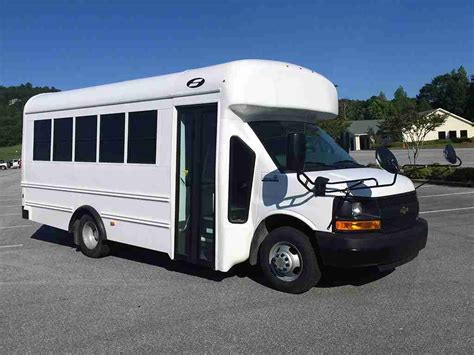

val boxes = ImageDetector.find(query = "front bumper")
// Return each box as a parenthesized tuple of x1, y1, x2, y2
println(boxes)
(316, 218, 428, 268)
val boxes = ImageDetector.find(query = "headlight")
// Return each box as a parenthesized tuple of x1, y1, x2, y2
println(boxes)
(334, 198, 381, 232)
(351, 202, 363, 216)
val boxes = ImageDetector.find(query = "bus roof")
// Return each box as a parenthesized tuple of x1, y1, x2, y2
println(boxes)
(24, 59, 338, 120)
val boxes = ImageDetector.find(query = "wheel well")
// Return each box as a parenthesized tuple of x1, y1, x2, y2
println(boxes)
(68, 206, 107, 245)
(248, 214, 317, 265)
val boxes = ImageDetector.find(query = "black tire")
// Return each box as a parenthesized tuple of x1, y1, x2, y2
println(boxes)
(258, 227, 321, 294)
(76, 214, 110, 258)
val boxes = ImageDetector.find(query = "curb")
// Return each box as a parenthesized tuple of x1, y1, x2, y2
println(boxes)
(411, 179, 474, 188)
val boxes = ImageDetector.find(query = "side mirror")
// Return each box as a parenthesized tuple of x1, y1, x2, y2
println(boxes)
(287, 133, 306, 172)
(375, 147, 399, 174)
(443, 144, 457, 164)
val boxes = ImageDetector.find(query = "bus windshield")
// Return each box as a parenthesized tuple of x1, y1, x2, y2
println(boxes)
(249, 121, 361, 172)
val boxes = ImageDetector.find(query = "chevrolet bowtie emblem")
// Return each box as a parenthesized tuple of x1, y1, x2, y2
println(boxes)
(400, 206, 409, 215)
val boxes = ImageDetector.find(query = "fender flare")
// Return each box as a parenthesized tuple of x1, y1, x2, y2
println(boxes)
(248, 211, 317, 266)
(68, 205, 107, 245)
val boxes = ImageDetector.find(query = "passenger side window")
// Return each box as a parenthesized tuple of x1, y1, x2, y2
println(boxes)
(33, 119, 52, 161)
(99, 113, 125, 163)
(228, 137, 256, 223)
(53, 117, 73, 161)
(75, 115, 97, 162)
(127, 110, 157, 164)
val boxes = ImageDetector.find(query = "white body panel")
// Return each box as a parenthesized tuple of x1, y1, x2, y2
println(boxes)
(22, 59, 414, 272)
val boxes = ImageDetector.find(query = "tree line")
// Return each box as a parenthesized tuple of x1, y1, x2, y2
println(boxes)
(319, 66, 473, 141)
(341, 66, 472, 122)
(0, 83, 59, 147)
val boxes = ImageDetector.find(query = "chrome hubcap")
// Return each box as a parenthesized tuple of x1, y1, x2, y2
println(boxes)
(269, 242, 303, 282)
(82, 221, 99, 250)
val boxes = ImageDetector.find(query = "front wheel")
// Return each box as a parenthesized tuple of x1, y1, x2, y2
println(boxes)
(258, 227, 321, 294)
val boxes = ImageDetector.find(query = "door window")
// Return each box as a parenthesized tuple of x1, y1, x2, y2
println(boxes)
(228, 137, 255, 223)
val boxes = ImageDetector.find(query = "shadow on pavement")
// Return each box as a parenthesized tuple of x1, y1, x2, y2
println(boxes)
(31, 225, 393, 288)
(317, 266, 394, 287)
(31, 224, 75, 248)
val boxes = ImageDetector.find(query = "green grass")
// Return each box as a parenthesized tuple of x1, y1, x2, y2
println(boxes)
(0, 144, 21, 161)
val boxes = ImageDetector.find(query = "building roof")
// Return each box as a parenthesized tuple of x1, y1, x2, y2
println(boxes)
(420, 108, 474, 126)
(348, 119, 382, 135)
(24, 60, 338, 121)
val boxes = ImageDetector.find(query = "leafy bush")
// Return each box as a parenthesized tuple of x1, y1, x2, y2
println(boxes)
(403, 165, 474, 183)
(452, 137, 472, 143)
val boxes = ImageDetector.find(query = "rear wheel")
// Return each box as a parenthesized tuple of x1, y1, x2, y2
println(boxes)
(76, 214, 110, 258)
(259, 227, 321, 294)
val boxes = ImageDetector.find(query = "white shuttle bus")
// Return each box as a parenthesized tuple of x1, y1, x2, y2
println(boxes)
(22, 60, 429, 293)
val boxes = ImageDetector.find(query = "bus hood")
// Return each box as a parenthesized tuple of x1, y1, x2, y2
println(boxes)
(302, 168, 415, 198)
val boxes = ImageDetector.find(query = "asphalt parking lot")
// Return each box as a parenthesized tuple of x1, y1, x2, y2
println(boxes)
(1, 169, 473, 353)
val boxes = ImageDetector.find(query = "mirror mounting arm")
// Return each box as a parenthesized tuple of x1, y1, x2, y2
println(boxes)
(295, 171, 398, 196)
(296, 172, 329, 196)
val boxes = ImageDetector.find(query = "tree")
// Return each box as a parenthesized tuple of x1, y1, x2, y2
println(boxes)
(378, 86, 414, 141)
(365, 93, 395, 121)
(465, 75, 474, 121)
(317, 101, 351, 140)
(393, 86, 415, 112)
(317, 116, 350, 140)
(417, 66, 470, 117)
(384, 108, 446, 164)
(317, 100, 350, 140)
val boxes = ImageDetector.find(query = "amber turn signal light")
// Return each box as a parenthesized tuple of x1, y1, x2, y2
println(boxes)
(335, 220, 381, 231)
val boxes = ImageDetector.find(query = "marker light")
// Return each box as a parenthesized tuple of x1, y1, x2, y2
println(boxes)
(335, 220, 381, 231)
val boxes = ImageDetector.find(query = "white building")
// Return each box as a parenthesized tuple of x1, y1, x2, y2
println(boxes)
(403, 108, 474, 142)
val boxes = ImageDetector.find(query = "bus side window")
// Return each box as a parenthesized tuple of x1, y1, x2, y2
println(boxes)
(75, 115, 97, 162)
(99, 113, 125, 163)
(33, 119, 52, 161)
(53, 117, 73, 161)
(228, 136, 256, 223)
(127, 110, 157, 164)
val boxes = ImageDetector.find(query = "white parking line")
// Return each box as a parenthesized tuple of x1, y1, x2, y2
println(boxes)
(0, 225, 33, 230)
(0, 244, 23, 249)
(420, 207, 474, 214)
(0, 205, 20, 208)
(0, 213, 21, 217)
(419, 191, 474, 198)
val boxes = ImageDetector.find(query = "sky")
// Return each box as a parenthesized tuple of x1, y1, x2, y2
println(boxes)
(1, 0, 473, 100)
